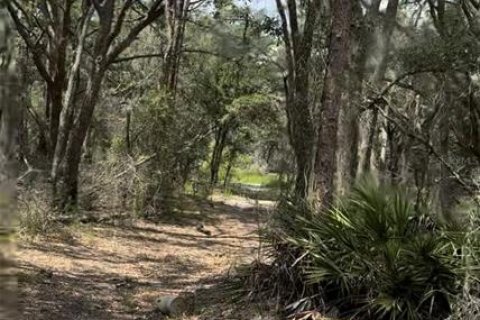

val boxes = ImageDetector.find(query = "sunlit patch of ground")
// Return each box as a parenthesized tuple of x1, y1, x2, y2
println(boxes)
(16, 195, 279, 319)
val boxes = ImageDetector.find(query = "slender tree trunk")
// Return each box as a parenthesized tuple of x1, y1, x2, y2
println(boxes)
(315, 0, 352, 210)
(125, 108, 132, 155)
(438, 80, 458, 219)
(362, 0, 399, 176)
(162, 0, 189, 95)
(57, 72, 103, 208)
(47, 1, 72, 156)
(210, 124, 229, 186)
(223, 148, 237, 188)
(48, 82, 64, 155)
(275, 0, 319, 201)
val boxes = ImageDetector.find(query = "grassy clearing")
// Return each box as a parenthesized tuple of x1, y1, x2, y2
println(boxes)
(231, 169, 279, 186)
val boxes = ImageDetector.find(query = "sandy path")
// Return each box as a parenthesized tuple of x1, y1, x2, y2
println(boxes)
(16, 194, 277, 320)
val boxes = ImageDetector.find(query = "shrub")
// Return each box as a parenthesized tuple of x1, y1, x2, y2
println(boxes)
(18, 187, 53, 236)
(260, 179, 479, 320)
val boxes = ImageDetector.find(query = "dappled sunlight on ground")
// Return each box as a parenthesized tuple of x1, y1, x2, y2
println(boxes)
(16, 195, 278, 319)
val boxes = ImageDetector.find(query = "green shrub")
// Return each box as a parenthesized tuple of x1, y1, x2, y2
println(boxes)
(264, 179, 479, 320)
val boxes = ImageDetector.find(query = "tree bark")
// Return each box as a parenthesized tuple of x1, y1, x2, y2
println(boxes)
(0, 9, 19, 181)
(362, 0, 399, 176)
(210, 124, 229, 186)
(335, 0, 371, 194)
(57, 72, 103, 208)
(51, 6, 92, 189)
(8, 0, 73, 157)
(162, 0, 190, 95)
(223, 148, 238, 188)
(275, 0, 319, 201)
(53, 0, 165, 210)
(315, 0, 352, 210)
(0, 6, 20, 318)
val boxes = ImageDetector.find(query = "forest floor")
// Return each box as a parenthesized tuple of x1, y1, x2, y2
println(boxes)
(16, 193, 279, 319)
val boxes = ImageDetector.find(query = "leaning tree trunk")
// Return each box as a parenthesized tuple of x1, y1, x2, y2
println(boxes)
(0, 6, 20, 318)
(315, 0, 352, 211)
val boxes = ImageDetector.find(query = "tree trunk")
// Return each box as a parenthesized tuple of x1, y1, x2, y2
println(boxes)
(13, 0, 166, 211)
(210, 124, 229, 186)
(275, 0, 319, 202)
(162, 0, 189, 95)
(0, 7, 20, 318)
(0, 13, 20, 181)
(336, 0, 370, 194)
(125, 108, 132, 155)
(362, 0, 399, 176)
(51, 7, 92, 194)
(315, 0, 352, 210)
(47, 81, 64, 155)
(223, 148, 237, 188)
(56, 73, 103, 209)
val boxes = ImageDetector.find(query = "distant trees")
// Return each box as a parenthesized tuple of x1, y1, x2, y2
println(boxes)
(9, 0, 480, 217)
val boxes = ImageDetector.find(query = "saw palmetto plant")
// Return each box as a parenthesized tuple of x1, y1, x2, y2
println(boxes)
(261, 179, 480, 320)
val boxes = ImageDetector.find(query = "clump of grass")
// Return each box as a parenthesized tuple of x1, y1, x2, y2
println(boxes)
(18, 188, 53, 237)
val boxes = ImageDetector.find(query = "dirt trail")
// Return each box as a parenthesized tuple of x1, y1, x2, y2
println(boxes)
(16, 194, 277, 320)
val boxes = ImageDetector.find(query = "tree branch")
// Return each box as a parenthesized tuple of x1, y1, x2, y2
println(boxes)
(112, 48, 236, 64)
(106, 0, 134, 50)
(105, 0, 164, 66)
(7, 2, 53, 83)
(365, 69, 446, 111)
(374, 104, 480, 203)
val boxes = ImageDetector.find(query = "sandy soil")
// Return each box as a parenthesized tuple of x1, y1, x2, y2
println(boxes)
(16, 194, 278, 320)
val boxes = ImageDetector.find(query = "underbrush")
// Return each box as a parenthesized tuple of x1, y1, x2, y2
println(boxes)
(18, 185, 54, 236)
(237, 180, 480, 320)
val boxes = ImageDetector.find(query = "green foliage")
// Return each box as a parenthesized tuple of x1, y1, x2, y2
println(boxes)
(263, 180, 479, 319)
(230, 168, 278, 185)
(397, 8, 480, 74)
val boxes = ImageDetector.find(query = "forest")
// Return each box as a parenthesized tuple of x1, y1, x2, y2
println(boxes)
(1, 0, 480, 319)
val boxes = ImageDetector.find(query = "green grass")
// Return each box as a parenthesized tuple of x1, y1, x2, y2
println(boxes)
(231, 169, 279, 186)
